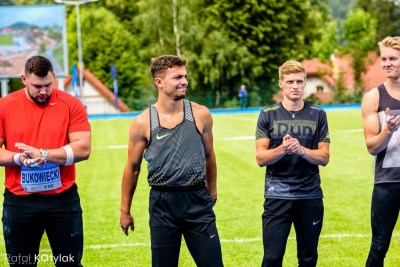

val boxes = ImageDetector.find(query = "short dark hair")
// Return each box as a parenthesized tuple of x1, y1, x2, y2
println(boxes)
(150, 55, 186, 79)
(24, 55, 54, 77)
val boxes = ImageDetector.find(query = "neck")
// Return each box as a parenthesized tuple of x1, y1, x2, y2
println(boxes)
(155, 98, 183, 115)
(386, 78, 400, 90)
(282, 99, 304, 111)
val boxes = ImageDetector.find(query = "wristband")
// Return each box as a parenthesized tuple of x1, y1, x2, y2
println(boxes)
(13, 153, 22, 166)
(62, 145, 74, 166)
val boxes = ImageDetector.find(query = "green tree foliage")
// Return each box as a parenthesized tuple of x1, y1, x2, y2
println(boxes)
(11, 0, 53, 5)
(308, 0, 339, 61)
(0, 0, 15, 6)
(200, 0, 337, 106)
(209, 0, 318, 80)
(328, 0, 355, 43)
(67, 6, 147, 109)
(101, 0, 139, 34)
(1, 0, 346, 108)
(354, 0, 400, 40)
(342, 9, 377, 92)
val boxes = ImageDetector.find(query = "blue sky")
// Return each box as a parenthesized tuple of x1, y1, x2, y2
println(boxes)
(0, 5, 65, 28)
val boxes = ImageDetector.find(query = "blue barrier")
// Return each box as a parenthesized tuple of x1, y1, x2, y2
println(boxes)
(88, 103, 361, 120)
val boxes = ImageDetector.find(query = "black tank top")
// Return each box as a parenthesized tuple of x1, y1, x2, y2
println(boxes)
(374, 84, 400, 184)
(144, 100, 206, 189)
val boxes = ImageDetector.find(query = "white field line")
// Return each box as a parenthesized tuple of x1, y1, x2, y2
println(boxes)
(1, 233, 395, 255)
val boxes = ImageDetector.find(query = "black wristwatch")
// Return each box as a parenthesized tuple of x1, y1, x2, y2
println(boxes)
(39, 148, 49, 159)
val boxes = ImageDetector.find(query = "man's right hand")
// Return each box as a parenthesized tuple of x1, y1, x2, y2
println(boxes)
(120, 213, 135, 236)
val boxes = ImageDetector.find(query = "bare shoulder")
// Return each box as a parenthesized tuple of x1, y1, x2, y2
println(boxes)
(361, 87, 379, 113)
(191, 102, 212, 120)
(130, 108, 150, 135)
(363, 87, 379, 101)
(190, 102, 213, 133)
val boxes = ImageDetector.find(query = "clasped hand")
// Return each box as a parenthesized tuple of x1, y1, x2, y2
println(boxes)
(15, 143, 46, 168)
(282, 134, 302, 155)
(385, 108, 400, 133)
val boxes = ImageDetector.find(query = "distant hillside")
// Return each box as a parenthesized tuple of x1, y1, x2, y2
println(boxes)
(2, 22, 35, 30)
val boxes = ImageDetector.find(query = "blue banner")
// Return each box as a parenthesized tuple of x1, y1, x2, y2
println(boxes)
(71, 65, 79, 98)
(111, 65, 119, 109)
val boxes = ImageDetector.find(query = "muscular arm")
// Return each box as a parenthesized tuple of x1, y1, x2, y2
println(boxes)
(361, 88, 400, 155)
(255, 138, 286, 167)
(0, 139, 26, 166)
(193, 104, 217, 204)
(14, 131, 91, 166)
(301, 142, 330, 166)
(256, 135, 329, 167)
(120, 111, 149, 235)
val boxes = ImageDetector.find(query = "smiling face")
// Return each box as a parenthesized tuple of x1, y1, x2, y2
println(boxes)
(279, 72, 306, 102)
(154, 65, 188, 101)
(380, 46, 400, 80)
(21, 71, 55, 105)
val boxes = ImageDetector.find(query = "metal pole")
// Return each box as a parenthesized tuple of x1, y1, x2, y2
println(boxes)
(75, 4, 84, 103)
(1, 79, 9, 97)
(54, 0, 98, 105)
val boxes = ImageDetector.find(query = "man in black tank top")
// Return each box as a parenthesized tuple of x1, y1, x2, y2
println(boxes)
(120, 55, 223, 267)
(256, 60, 330, 267)
(362, 36, 400, 267)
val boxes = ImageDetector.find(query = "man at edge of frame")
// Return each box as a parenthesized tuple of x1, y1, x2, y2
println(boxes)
(0, 55, 91, 266)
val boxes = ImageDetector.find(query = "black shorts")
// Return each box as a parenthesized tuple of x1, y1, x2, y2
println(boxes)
(149, 187, 223, 267)
(2, 184, 83, 266)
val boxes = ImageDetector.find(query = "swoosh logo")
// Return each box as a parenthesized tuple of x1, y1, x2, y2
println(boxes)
(312, 220, 321, 226)
(156, 133, 172, 140)
(50, 102, 57, 106)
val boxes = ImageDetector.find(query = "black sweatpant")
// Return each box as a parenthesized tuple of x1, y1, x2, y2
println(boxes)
(2, 184, 83, 267)
(149, 187, 223, 267)
(366, 183, 400, 267)
(261, 198, 323, 267)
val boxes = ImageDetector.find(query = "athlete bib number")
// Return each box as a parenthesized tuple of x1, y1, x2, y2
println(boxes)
(20, 163, 62, 193)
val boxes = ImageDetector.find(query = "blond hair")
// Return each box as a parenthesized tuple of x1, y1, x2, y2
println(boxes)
(378, 36, 400, 51)
(278, 60, 306, 81)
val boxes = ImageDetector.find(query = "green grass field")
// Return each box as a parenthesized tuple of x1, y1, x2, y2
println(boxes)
(1, 108, 400, 266)
(0, 35, 13, 45)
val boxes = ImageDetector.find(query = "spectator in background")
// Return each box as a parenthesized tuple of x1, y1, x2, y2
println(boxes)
(239, 84, 248, 109)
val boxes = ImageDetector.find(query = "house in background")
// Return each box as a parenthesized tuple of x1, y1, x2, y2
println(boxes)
(56, 68, 130, 115)
(273, 52, 386, 103)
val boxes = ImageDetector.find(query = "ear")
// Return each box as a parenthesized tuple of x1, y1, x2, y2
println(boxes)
(278, 79, 283, 89)
(154, 77, 163, 89)
(21, 74, 27, 85)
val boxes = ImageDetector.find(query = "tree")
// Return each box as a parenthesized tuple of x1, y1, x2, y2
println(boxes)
(354, 0, 400, 40)
(307, 0, 339, 61)
(67, 6, 148, 110)
(208, 0, 333, 80)
(0, 0, 15, 5)
(342, 9, 377, 93)
(11, 0, 53, 4)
